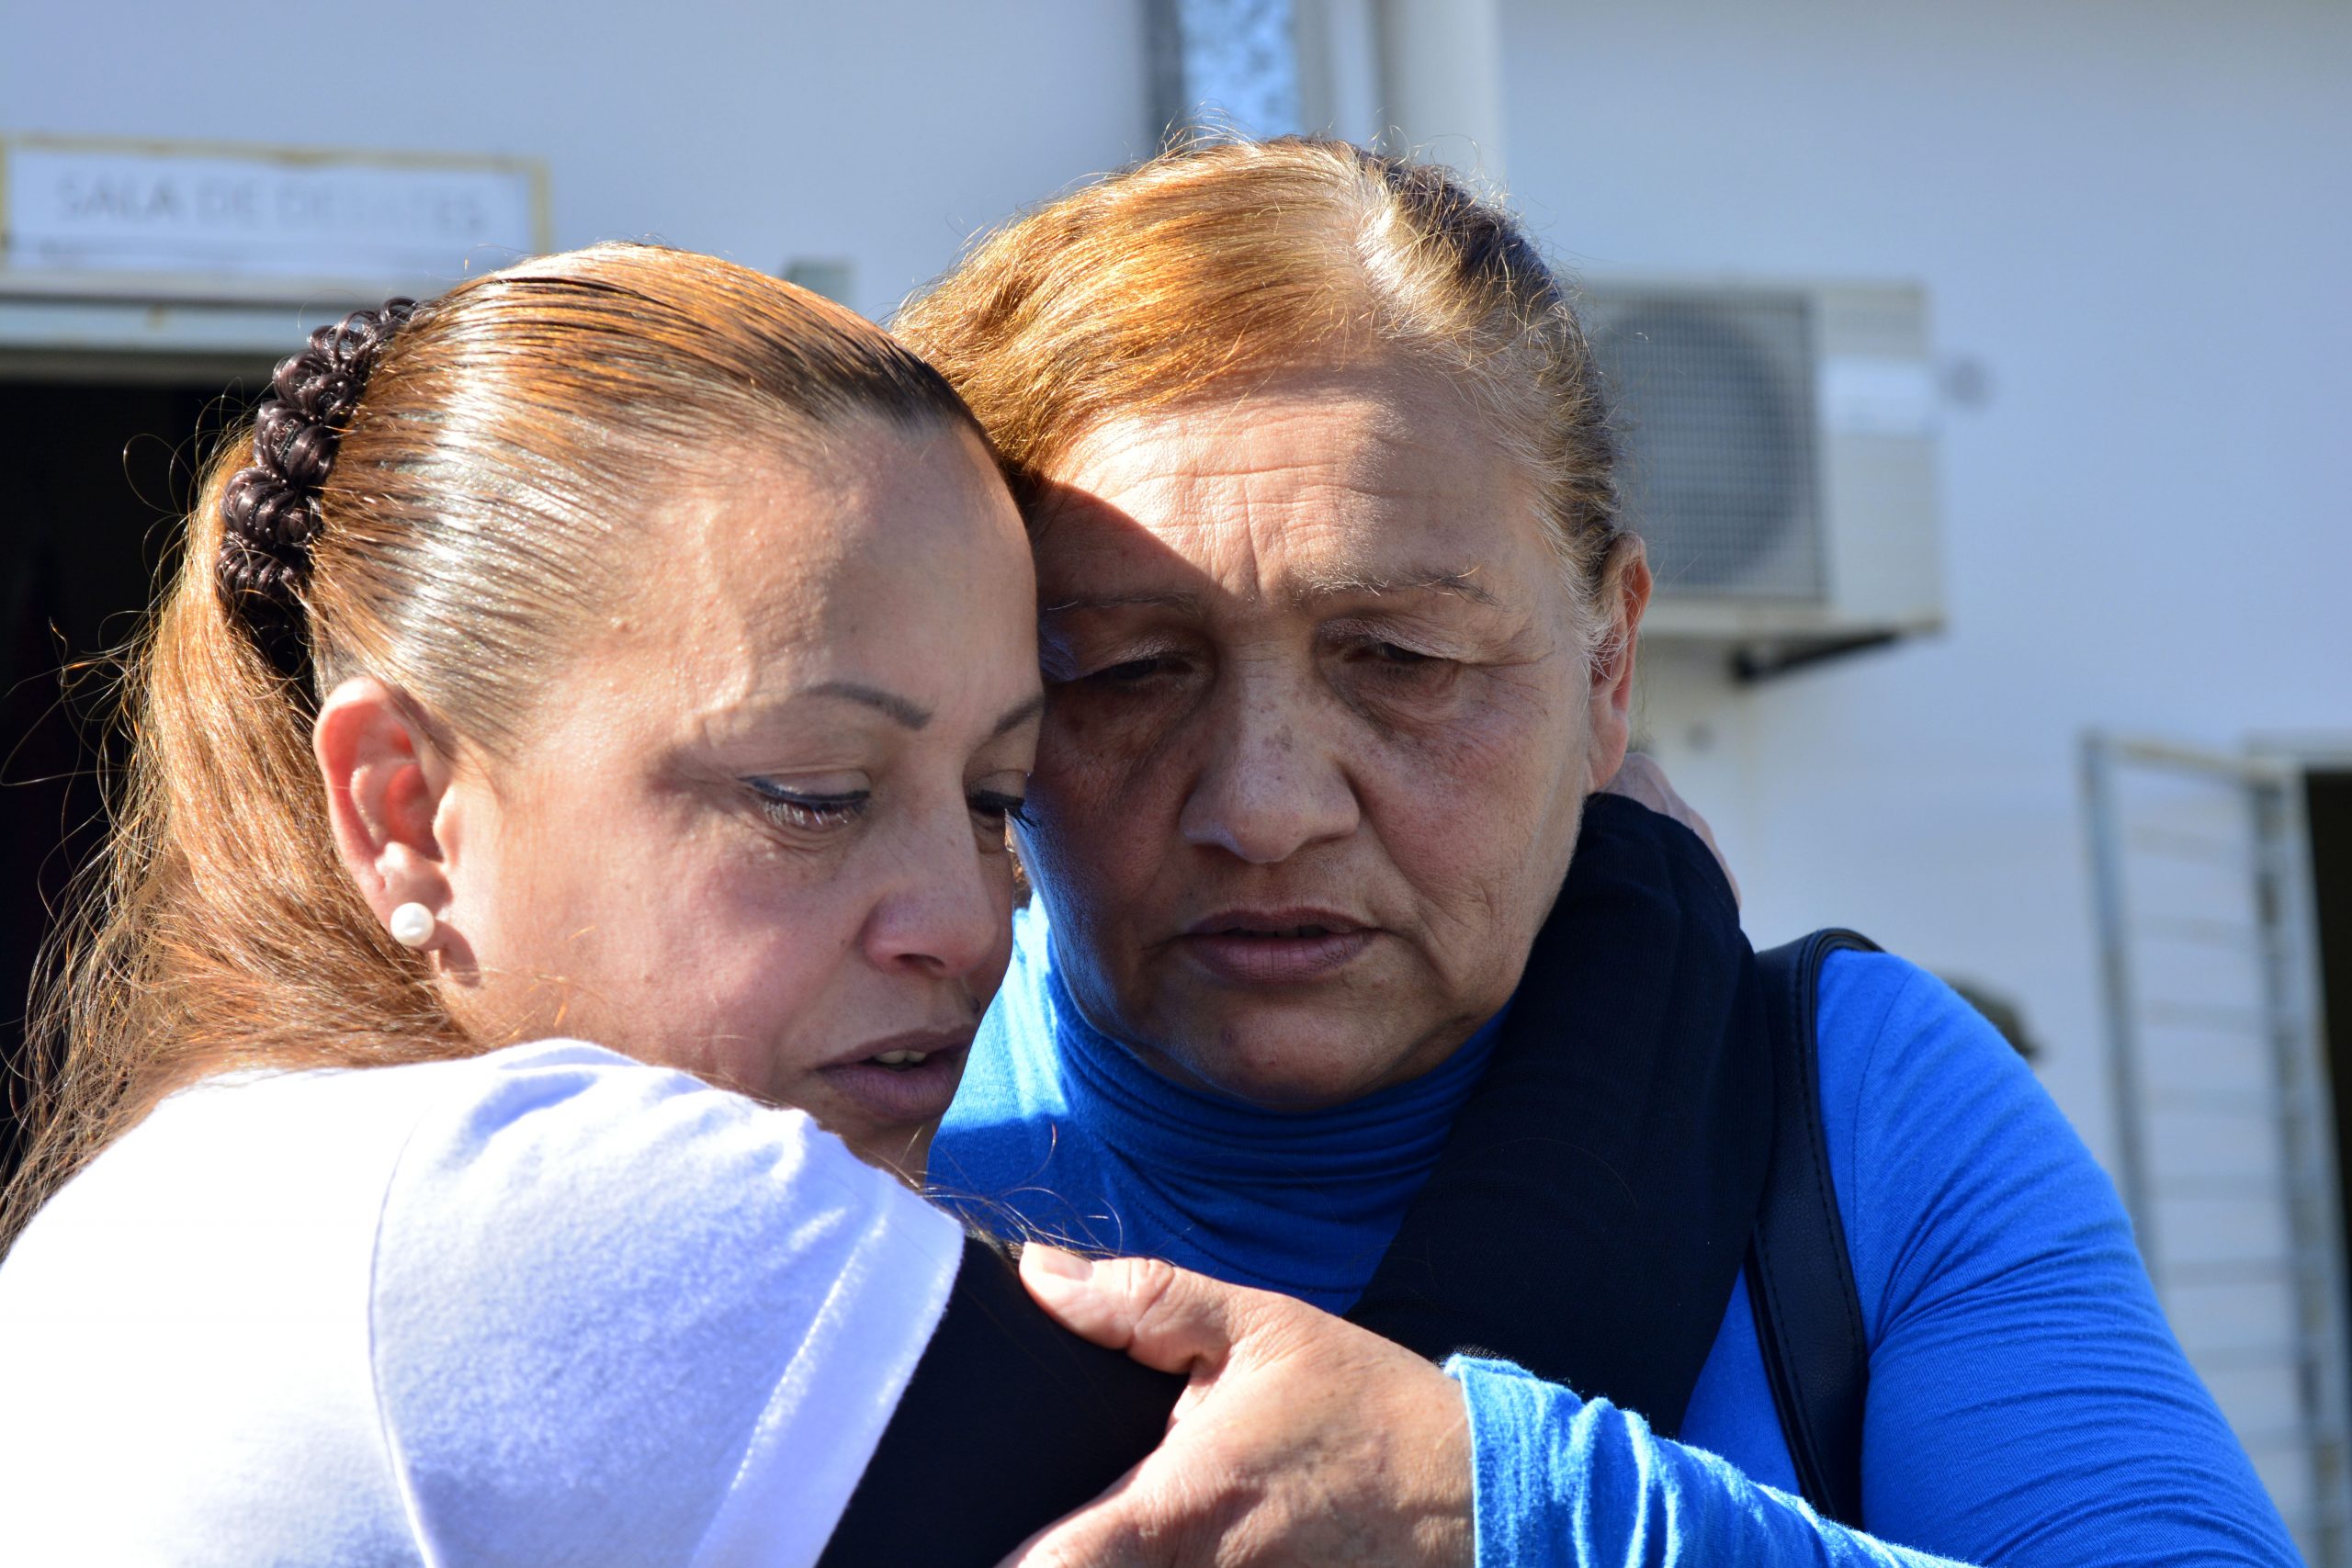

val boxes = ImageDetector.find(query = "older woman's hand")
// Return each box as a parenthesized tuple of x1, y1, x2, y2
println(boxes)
(999, 1247, 1474, 1568)
(1601, 752, 1740, 907)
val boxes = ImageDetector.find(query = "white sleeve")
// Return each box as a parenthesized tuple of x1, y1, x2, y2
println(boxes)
(368, 1041, 964, 1568)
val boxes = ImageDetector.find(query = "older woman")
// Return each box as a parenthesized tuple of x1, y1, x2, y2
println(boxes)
(897, 140, 2297, 1565)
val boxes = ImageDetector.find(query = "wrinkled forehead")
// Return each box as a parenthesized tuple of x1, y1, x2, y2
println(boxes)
(1029, 367, 1559, 613)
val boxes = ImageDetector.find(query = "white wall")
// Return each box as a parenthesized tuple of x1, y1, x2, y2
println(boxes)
(7, 0, 2346, 1171)
(1497, 0, 2352, 1165)
(0, 0, 1155, 321)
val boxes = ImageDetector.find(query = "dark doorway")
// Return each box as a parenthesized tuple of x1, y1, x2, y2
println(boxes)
(0, 376, 254, 1185)
(2308, 771, 2352, 1319)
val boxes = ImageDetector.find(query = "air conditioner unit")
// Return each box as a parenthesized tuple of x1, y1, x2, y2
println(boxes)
(1578, 277, 1944, 677)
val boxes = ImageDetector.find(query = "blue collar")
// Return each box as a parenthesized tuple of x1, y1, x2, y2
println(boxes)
(1040, 948, 1507, 1310)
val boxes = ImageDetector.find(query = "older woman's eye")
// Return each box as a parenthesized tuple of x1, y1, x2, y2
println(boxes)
(1336, 637, 1462, 702)
(747, 780, 870, 832)
(1085, 655, 1183, 686)
(1347, 637, 1447, 669)
(1369, 641, 1437, 665)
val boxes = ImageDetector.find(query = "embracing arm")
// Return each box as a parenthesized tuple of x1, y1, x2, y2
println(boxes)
(999, 1247, 1969, 1568)
(1451, 1359, 1970, 1566)
(1005, 963, 2299, 1567)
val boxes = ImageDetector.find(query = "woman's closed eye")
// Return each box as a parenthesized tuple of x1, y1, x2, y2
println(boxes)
(1079, 653, 1188, 687)
(1329, 631, 1466, 707)
(747, 778, 870, 834)
(746, 774, 1028, 848)
(1337, 632, 1454, 672)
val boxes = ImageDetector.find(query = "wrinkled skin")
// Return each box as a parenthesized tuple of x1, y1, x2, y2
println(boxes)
(1018, 363, 1649, 1109)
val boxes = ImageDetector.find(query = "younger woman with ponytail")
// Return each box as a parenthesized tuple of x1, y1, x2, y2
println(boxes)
(0, 243, 1054, 1563)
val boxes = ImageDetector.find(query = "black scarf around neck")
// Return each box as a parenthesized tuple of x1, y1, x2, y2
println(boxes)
(1346, 791, 1772, 1437)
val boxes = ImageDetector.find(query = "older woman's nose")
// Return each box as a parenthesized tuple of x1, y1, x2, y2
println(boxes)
(1177, 692, 1361, 864)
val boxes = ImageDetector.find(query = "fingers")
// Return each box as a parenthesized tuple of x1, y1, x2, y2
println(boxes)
(1021, 1246, 1284, 1376)
(1599, 752, 1741, 907)
(1600, 750, 1672, 811)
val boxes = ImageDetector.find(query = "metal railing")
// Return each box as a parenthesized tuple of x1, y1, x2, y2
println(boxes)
(2085, 732, 2352, 1564)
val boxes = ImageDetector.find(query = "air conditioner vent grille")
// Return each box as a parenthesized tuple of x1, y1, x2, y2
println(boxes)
(1586, 291, 1823, 600)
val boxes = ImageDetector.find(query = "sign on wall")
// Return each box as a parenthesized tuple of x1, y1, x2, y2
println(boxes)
(1, 137, 548, 281)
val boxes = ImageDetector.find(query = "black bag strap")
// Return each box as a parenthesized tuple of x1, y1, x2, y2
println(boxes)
(1747, 928, 1877, 1529)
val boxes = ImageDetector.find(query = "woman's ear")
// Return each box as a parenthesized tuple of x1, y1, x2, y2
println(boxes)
(313, 677, 456, 936)
(1584, 536, 1652, 788)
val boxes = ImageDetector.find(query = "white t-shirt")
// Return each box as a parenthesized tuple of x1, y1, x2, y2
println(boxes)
(0, 1039, 964, 1567)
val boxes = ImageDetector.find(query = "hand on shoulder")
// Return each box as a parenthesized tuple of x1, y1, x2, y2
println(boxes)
(999, 1247, 1475, 1568)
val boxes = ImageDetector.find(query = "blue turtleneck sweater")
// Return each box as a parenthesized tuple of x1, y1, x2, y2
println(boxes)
(930, 907, 1504, 1313)
(934, 905, 2295, 1568)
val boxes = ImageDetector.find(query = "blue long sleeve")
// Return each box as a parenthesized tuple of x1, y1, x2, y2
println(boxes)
(1450, 953, 2298, 1567)
(1449, 1356, 1969, 1566)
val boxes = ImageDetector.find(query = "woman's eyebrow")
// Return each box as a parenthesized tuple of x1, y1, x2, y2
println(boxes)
(1296, 569, 1498, 607)
(1040, 591, 1203, 616)
(1039, 574, 1498, 620)
(708, 682, 1039, 744)
(801, 680, 933, 730)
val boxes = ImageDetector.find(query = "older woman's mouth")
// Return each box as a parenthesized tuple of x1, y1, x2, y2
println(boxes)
(1178, 909, 1377, 986)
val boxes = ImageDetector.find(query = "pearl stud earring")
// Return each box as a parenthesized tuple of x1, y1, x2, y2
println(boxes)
(389, 902, 436, 950)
